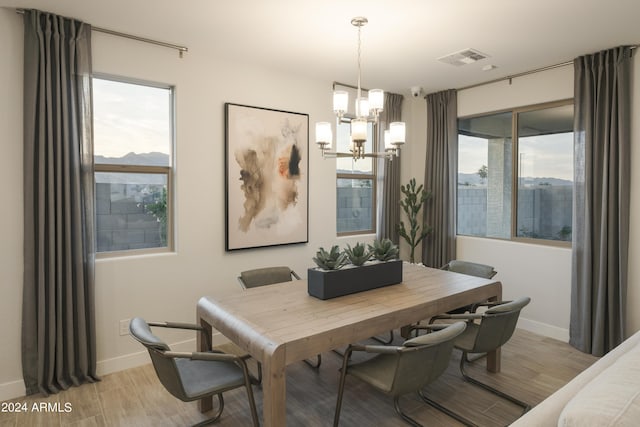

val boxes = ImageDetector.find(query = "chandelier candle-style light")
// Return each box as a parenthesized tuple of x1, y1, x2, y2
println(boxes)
(316, 17, 406, 161)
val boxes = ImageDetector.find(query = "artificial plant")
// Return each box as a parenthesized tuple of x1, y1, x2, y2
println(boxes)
(397, 178, 432, 263)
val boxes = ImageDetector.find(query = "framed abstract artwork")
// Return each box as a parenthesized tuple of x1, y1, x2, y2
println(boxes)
(225, 103, 309, 251)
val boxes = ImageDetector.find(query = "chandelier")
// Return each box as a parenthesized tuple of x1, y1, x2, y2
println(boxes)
(315, 17, 406, 161)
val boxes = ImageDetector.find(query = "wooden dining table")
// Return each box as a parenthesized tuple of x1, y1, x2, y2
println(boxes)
(196, 262, 502, 426)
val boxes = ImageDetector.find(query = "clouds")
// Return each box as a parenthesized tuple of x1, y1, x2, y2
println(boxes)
(93, 78, 171, 158)
(458, 133, 573, 181)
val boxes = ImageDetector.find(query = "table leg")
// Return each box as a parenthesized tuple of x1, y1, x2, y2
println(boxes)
(197, 317, 213, 413)
(487, 347, 501, 372)
(262, 347, 286, 427)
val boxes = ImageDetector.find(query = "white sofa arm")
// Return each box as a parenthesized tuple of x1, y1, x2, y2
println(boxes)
(511, 330, 640, 426)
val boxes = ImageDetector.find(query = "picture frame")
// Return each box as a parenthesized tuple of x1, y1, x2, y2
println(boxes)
(225, 103, 309, 251)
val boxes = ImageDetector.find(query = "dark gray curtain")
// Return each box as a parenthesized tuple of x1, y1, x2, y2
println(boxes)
(22, 9, 98, 395)
(422, 89, 457, 268)
(376, 92, 404, 243)
(571, 46, 632, 356)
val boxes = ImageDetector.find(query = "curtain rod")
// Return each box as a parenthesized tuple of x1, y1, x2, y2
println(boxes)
(458, 45, 638, 91)
(15, 8, 188, 58)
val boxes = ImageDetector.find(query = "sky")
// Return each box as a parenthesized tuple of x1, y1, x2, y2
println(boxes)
(458, 133, 573, 181)
(93, 78, 172, 159)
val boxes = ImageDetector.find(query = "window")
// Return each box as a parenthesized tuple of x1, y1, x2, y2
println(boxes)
(93, 77, 174, 253)
(457, 100, 573, 243)
(336, 118, 376, 235)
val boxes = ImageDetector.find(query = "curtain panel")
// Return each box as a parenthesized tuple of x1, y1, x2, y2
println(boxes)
(22, 9, 98, 395)
(571, 46, 632, 356)
(376, 92, 404, 244)
(422, 89, 457, 268)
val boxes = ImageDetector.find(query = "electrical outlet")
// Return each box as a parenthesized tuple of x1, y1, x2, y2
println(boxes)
(119, 319, 130, 336)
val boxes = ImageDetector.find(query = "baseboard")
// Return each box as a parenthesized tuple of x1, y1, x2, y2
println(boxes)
(518, 316, 569, 342)
(1, 333, 228, 402)
(0, 379, 26, 402)
(97, 332, 228, 376)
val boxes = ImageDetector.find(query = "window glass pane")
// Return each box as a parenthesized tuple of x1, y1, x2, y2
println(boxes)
(93, 78, 171, 166)
(458, 112, 513, 239)
(336, 119, 374, 174)
(96, 172, 168, 252)
(516, 104, 573, 241)
(337, 178, 374, 233)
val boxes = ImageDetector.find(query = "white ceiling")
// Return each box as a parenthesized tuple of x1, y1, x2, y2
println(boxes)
(3, 0, 640, 96)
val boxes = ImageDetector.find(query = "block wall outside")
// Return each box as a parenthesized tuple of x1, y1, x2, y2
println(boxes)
(96, 183, 164, 252)
(458, 185, 572, 241)
(337, 186, 373, 233)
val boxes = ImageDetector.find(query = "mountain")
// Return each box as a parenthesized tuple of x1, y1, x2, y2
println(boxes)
(95, 151, 169, 166)
(458, 172, 572, 187)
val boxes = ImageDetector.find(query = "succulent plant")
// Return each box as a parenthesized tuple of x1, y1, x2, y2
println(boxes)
(368, 238, 399, 262)
(344, 243, 372, 266)
(312, 245, 348, 270)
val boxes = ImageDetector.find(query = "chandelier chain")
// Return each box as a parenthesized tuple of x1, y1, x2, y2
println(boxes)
(357, 24, 362, 102)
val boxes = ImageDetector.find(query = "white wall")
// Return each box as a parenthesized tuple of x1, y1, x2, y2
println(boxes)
(406, 60, 640, 342)
(0, 9, 372, 400)
(0, 9, 26, 401)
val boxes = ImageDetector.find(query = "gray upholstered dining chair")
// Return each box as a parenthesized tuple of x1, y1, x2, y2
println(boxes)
(441, 260, 497, 314)
(441, 260, 497, 280)
(428, 296, 532, 415)
(401, 259, 498, 341)
(129, 317, 259, 427)
(233, 266, 321, 371)
(333, 321, 477, 427)
(237, 266, 301, 288)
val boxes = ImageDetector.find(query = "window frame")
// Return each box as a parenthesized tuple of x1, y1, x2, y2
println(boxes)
(457, 98, 574, 247)
(93, 74, 176, 257)
(336, 116, 378, 237)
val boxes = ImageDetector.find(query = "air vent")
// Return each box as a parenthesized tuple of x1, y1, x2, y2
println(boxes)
(438, 48, 490, 67)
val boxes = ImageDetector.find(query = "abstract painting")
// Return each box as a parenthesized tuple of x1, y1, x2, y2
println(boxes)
(225, 103, 309, 251)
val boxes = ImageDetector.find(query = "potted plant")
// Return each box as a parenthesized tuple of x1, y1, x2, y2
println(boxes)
(307, 240, 403, 300)
(312, 245, 349, 270)
(397, 178, 432, 263)
(369, 238, 400, 262)
(344, 243, 371, 266)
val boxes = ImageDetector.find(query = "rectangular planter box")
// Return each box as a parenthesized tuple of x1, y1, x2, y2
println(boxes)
(307, 259, 403, 300)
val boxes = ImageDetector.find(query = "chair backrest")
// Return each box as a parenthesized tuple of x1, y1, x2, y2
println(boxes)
(471, 297, 531, 353)
(442, 260, 497, 279)
(129, 317, 188, 400)
(387, 322, 467, 396)
(238, 266, 299, 288)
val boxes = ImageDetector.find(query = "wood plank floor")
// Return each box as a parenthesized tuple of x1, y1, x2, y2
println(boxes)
(1, 329, 597, 426)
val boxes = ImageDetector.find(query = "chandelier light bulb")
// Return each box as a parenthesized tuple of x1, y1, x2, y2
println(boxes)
(333, 90, 348, 116)
(355, 97, 370, 118)
(389, 122, 406, 145)
(384, 130, 392, 150)
(351, 118, 368, 142)
(315, 122, 333, 147)
(369, 89, 384, 111)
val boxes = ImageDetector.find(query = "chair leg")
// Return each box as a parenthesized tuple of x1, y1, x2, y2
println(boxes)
(392, 396, 423, 427)
(333, 348, 354, 426)
(417, 390, 478, 427)
(192, 394, 224, 427)
(238, 358, 260, 426)
(303, 354, 322, 369)
(244, 382, 260, 427)
(459, 352, 531, 414)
